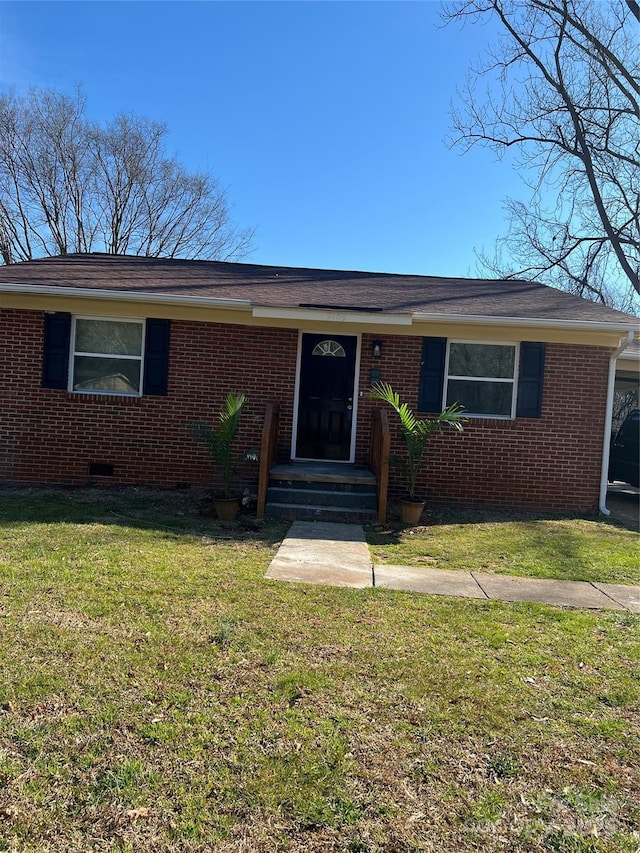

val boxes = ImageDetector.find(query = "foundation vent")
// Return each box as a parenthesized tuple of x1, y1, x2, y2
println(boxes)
(88, 462, 115, 477)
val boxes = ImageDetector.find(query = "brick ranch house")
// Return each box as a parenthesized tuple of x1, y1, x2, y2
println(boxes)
(0, 253, 637, 520)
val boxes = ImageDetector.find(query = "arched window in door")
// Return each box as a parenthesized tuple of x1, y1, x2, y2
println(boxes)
(312, 339, 346, 358)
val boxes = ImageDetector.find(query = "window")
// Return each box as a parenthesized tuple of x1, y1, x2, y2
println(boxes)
(445, 342, 517, 418)
(418, 337, 545, 418)
(71, 317, 144, 395)
(42, 313, 170, 396)
(312, 339, 346, 357)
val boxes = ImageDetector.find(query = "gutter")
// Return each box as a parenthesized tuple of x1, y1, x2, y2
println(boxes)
(411, 310, 637, 333)
(0, 283, 252, 308)
(599, 330, 636, 517)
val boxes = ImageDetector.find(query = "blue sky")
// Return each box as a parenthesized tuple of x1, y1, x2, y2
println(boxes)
(0, 0, 523, 277)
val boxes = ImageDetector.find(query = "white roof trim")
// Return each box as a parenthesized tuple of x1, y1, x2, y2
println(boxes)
(252, 306, 412, 325)
(0, 283, 252, 308)
(411, 311, 640, 333)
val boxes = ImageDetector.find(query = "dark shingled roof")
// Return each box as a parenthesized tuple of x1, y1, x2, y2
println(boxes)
(1, 253, 637, 326)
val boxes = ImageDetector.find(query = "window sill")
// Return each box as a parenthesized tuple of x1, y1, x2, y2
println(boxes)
(65, 391, 143, 403)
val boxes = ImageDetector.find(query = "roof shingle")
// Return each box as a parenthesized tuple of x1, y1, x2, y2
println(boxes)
(0, 253, 637, 325)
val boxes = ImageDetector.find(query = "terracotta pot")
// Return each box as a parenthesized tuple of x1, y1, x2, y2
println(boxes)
(214, 497, 240, 522)
(399, 498, 425, 525)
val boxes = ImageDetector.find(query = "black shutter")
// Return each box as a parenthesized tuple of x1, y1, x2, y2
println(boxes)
(418, 337, 447, 412)
(42, 312, 71, 389)
(143, 318, 171, 396)
(517, 342, 545, 418)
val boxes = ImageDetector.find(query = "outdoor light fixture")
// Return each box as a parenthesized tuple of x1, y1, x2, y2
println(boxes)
(372, 340, 382, 358)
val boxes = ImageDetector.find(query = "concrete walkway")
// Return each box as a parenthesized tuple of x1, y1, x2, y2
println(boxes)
(265, 521, 640, 613)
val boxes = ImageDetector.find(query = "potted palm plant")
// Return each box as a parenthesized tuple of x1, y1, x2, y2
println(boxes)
(368, 381, 465, 524)
(191, 392, 258, 521)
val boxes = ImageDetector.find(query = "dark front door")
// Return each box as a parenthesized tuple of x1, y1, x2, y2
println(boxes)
(295, 333, 357, 460)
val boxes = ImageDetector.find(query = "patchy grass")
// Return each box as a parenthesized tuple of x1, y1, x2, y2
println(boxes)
(0, 488, 639, 852)
(366, 508, 640, 585)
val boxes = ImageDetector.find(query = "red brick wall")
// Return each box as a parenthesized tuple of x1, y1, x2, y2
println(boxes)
(0, 310, 299, 491)
(357, 332, 610, 512)
(0, 310, 610, 511)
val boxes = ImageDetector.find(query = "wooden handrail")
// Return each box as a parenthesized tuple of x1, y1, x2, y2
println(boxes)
(257, 401, 281, 519)
(370, 408, 390, 523)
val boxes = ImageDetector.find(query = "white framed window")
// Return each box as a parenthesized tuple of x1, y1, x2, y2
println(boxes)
(444, 341, 518, 418)
(70, 317, 145, 395)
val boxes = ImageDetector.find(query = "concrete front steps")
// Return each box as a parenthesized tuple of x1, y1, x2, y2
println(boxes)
(264, 462, 378, 523)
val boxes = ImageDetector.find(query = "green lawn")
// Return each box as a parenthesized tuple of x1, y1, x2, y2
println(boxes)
(366, 508, 640, 585)
(0, 489, 639, 853)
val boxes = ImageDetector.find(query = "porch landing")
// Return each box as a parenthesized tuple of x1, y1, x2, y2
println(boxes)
(270, 462, 376, 485)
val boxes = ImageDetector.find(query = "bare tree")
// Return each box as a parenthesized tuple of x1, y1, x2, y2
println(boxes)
(444, 0, 639, 310)
(612, 387, 638, 430)
(0, 88, 254, 264)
